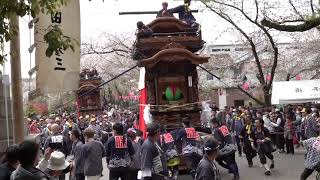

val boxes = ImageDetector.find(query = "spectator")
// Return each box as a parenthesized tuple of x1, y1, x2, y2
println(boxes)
(70, 130, 85, 180)
(300, 136, 320, 180)
(274, 110, 285, 153)
(88, 118, 102, 140)
(0, 145, 19, 180)
(284, 115, 295, 154)
(44, 123, 69, 156)
(11, 140, 50, 180)
(29, 119, 41, 134)
(82, 128, 105, 180)
(302, 108, 319, 139)
(37, 149, 71, 180)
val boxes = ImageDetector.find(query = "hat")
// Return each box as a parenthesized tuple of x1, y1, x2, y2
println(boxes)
(85, 115, 90, 119)
(90, 118, 96, 122)
(147, 123, 160, 135)
(301, 108, 306, 113)
(79, 116, 83, 119)
(48, 151, 69, 171)
(204, 138, 219, 151)
(55, 117, 60, 122)
(103, 115, 108, 118)
(275, 108, 280, 112)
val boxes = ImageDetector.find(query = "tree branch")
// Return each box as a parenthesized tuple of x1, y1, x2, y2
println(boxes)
(310, 0, 315, 15)
(254, 0, 259, 22)
(201, 1, 266, 85)
(237, 85, 264, 106)
(261, 17, 320, 32)
(289, 0, 305, 21)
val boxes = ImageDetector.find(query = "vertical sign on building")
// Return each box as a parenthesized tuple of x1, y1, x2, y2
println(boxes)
(35, 0, 81, 93)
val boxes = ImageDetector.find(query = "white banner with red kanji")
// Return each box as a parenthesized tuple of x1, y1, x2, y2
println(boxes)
(35, 0, 80, 93)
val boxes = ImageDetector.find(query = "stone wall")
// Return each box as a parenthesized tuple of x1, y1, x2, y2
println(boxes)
(0, 76, 14, 153)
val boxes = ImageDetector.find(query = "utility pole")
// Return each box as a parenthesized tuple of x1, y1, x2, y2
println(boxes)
(10, 14, 24, 143)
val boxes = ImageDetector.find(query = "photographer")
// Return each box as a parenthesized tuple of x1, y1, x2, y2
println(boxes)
(37, 148, 71, 180)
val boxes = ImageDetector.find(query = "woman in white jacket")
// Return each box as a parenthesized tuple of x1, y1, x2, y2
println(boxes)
(262, 113, 277, 147)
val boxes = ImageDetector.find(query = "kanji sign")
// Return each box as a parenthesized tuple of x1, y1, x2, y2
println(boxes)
(35, 0, 80, 93)
(272, 80, 320, 104)
(115, 136, 128, 149)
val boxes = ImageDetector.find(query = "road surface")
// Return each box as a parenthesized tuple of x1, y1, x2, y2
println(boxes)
(66, 148, 316, 180)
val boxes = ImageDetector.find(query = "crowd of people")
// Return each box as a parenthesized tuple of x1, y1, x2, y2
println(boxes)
(1, 104, 320, 180)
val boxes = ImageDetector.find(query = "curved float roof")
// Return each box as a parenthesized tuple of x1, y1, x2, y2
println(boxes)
(147, 17, 190, 33)
(138, 48, 209, 68)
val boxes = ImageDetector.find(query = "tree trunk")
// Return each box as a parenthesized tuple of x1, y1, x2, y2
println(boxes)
(286, 73, 291, 81)
(264, 91, 271, 107)
(10, 14, 24, 143)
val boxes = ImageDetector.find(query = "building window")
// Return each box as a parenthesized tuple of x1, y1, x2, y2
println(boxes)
(207, 74, 214, 80)
(235, 48, 244, 51)
(211, 48, 231, 52)
(211, 49, 221, 52)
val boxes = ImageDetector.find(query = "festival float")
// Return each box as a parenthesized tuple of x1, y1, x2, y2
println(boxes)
(133, 16, 209, 131)
(76, 69, 103, 116)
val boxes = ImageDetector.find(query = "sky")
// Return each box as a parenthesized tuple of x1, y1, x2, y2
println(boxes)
(2, 0, 305, 79)
(3, 0, 237, 79)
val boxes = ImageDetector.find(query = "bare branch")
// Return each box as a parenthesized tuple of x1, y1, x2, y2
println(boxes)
(204, 0, 280, 87)
(261, 17, 320, 32)
(81, 48, 129, 56)
(254, 0, 259, 22)
(310, 0, 315, 15)
(279, 19, 305, 23)
(237, 85, 264, 105)
(289, 0, 305, 21)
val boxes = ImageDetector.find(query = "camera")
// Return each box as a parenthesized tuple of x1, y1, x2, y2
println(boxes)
(49, 135, 64, 150)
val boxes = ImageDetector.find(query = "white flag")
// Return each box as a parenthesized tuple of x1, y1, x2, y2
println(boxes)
(35, 0, 81, 93)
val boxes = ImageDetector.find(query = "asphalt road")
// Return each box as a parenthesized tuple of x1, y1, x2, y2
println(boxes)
(66, 148, 316, 180)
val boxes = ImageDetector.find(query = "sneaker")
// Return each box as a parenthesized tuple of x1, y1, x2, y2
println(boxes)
(270, 163, 274, 169)
(265, 170, 271, 176)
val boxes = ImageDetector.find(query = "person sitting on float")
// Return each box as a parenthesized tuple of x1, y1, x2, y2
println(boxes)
(136, 21, 153, 38)
(166, 0, 198, 27)
(157, 2, 173, 18)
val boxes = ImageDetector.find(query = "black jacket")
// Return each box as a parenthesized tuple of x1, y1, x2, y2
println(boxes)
(105, 135, 135, 170)
(195, 155, 220, 180)
(0, 163, 15, 180)
(10, 166, 50, 180)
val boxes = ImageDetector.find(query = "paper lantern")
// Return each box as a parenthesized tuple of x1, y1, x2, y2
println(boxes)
(243, 82, 250, 91)
(296, 75, 302, 80)
(266, 74, 271, 81)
